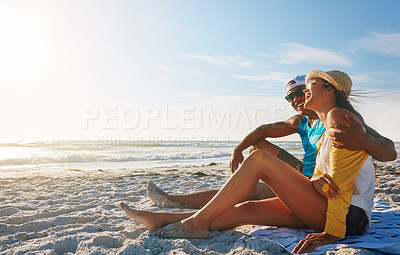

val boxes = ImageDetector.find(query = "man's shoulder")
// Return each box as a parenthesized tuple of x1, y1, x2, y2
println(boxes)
(286, 114, 303, 127)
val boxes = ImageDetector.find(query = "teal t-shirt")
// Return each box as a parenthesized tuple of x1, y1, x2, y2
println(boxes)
(298, 116, 326, 177)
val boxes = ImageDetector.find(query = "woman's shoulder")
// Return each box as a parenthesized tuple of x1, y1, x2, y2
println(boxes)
(327, 108, 362, 128)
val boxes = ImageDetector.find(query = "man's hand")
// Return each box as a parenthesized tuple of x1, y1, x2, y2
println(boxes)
(292, 232, 337, 254)
(230, 149, 244, 173)
(311, 174, 341, 200)
(328, 114, 367, 150)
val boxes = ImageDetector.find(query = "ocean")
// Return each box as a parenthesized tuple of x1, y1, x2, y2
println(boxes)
(0, 140, 305, 178)
(2, 140, 399, 179)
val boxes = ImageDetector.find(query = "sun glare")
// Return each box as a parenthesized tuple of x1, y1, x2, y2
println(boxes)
(0, 8, 43, 73)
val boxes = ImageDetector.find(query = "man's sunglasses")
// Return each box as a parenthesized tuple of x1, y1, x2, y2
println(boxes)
(285, 88, 305, 102)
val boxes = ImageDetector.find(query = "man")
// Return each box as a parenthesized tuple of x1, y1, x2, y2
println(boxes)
(147, 75, 397, 208)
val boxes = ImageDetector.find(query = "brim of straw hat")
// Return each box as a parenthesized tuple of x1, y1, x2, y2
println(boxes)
(305, 70, 352, 98)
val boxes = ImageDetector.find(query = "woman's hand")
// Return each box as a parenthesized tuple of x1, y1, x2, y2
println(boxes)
(292, 232, 338, 254)
(311, 174, 341, 200)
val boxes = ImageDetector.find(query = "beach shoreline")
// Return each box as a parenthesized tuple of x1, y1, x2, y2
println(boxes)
(0, 160, 399, 254)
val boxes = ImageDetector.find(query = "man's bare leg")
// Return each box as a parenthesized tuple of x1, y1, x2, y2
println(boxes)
(120, 202, 195, 231)
(147, 139, 300, 208)
(147, 180, 218, 208)
(147, 180, 274, 208)
(154, 149, 326, 239)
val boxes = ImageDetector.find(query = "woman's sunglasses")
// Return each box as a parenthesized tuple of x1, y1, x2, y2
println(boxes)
(285, 88, 305, 102)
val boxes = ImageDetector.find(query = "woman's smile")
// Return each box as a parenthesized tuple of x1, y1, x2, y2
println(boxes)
(304, 90, 312, 107)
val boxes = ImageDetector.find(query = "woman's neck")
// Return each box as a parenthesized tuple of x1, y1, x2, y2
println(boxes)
(315, 102, 337, 128)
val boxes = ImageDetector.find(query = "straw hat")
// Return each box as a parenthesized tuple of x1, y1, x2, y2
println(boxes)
(305, 70, 352, 98)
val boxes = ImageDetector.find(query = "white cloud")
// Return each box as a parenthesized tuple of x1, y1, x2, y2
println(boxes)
(179, 54, 252, 67)
(180, 54, 226, 65)
(351, 71, 400, 85)
(356, 32, 400, 56)
(277, 43, 352, 66)
(240, 62, 252, 67)
(257, 84, 282, 89)
(153, 77, 167, 85)
(158, 65, 169, 72)
(233, 71, 292, 84)
(251, 53, 275, 59)
(176, 92, 213, 98)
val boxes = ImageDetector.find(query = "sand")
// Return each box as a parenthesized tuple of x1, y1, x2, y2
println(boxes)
(0, 160, 399, 255)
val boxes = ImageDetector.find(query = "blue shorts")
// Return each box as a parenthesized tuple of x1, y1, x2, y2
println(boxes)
(345, 205, 369, 236)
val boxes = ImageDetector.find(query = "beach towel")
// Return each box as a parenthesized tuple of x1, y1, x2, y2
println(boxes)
(251, 198, 400, 254)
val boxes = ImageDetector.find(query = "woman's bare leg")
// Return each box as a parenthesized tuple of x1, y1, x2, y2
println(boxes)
(155, 149, 326, 238)
(147, 139, 290, 209)
(209, 198, 308, 231)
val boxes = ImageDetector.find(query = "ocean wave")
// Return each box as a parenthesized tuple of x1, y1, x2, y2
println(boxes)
(0, 140, 235, 150)
(0, 151, 232, 167)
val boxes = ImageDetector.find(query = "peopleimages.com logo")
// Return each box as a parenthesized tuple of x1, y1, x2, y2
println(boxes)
(82, 105, 294, 130)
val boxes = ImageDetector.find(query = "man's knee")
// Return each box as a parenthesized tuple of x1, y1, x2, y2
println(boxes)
(249, 139, 267, 153)
(276, 149, 302, 170)
(251, 139, 283, 157)
(253, 139, 272, 150)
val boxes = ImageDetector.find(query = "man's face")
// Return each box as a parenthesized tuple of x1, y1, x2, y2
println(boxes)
(286, 85, 313, 115)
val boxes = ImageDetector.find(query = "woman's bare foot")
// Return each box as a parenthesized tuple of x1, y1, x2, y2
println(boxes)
(154, 217, 209, 239)
(147, 180, 182, 208)
(120, 202, 163, 231)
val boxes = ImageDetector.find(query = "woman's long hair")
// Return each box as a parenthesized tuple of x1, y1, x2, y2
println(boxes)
(322, 80, 366, 125)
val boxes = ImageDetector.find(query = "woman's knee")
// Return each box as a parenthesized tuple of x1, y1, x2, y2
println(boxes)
(247, 149, 284, 178)
(249, 149, 273, 163)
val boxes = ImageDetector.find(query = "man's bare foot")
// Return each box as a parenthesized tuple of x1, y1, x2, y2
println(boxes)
(154, 218, 209, 239)
(147, 180, 182, 208)
(120, 202, 162, 231)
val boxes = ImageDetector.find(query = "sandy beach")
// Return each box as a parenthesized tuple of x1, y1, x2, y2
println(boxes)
(0, 159, 399, 255)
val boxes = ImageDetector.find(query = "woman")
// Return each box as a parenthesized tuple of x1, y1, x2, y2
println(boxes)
(120, 70, 375, 253)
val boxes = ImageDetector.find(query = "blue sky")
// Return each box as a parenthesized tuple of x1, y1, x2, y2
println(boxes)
(0, 0, 399, 141)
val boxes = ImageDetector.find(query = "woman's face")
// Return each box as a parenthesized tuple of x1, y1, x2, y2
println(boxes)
(303, 78, 329, 110)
